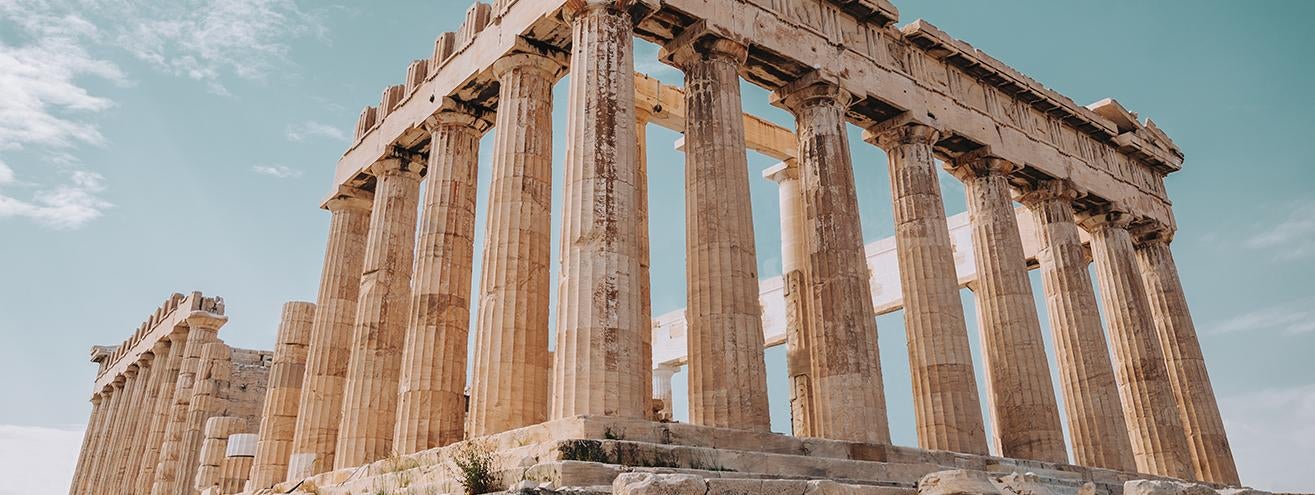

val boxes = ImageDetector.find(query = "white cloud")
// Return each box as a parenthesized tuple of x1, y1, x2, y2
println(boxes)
(0, 169, 113, 229)
(285, 121, 348, 142)
(1245, 199, 1315, 260)
(1211, 303, 1315, 336)
(0, 161, 14, 185)
(252, 164, 302, 179)
(0, 424, 84, 495)
(1220, 383, 1315, 492)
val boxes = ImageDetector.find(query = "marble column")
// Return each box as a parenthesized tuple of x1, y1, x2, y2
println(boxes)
(469, 52, 562, 437)
(335, 155, 423, 469)
(137, 332, 187, 494)
(1135, 228, 1239, 485)
(179, 341, 233, 494)
(634, 105, 654, 420)
(106, 364, 145, 492)
(154, 312, 224, 495)
(289, 186, 372, 479)
(651, 365, 678, 421)
(249, 302, 315, 490)
(222, 434, 257, 494)
(551, 0, 650, 420)
(864, 121, 986, 454)
(948, 155, 1067, 463)
(89, 379, 125, 493)
(76, 387, 114, 495)
(764, 160, 817, 438)
(68, 392, 105, 495)
(1080, 206, 1192, 479)
(1019, 180, 1134, 471)
(126, 342, 171, 494)
(771, 73, 888, 444)
(115, 353, 158, 492)
(664, 30, 771, 431)
(195, 417, 245, 494)
(395, 102, 489, 452)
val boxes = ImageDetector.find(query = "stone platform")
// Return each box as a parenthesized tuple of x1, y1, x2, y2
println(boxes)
(252, 417, 1251, 495)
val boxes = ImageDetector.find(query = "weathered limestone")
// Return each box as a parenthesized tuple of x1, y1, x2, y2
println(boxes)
(651, 365, 677, 421)
(248, 302, 315, 490)
(1019, 180, 1134, 471)
(85, 381, 122, 494)
(127, 342, 172, 494)
(155, 312, 225, 495)
(468, 50, 563, 437)
(551, 0, 650, 420)
(335, 155, 423, 469)
(1079, 206, 1192, 479)
(288, 186, 372, 479)
(137, 333, 188, 494)
(663, 26, 771, 431)
(178, 341, 235, 495)
(117, 351, 159, 493)
(917, 470, 999, 495)
(865, 122, 984, 453)
(947, 154, 1066, 463)
(223, 434, 258, 494)
(1134, 229, 1239, 485)
(634, 102, 655, 421)
(68, 392, 105, 495)
(764, 160, 817, 438)
(771, 73, 888, 444)
(107, 364, 146, 492)
(394, 102, 488, 453)
(196, 417, 246, 494)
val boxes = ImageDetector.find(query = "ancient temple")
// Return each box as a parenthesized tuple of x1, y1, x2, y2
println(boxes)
(69, 1, 1255, 495)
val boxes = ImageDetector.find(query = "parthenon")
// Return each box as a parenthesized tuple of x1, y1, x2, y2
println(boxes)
(69, 1, 1257, 494)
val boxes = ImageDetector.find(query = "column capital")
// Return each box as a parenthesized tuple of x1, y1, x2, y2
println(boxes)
(1076, 203, 1135, 232)
(762, 159, 800, 184)
(138, 350, 157, 367)
(324, 185, 373, 213)
(123, 364, 139, 379)
(1132, 220, 1176, 247)
(943, 148, 1019, 182)
(862, 116, 941, 150)
(659, 21, 749, 69)
(186, 310, 229, 332)
(422, 97, 493, 134)
(493, 50, 568, 81)
(90, 393, 104, 405)
(562, 0, 655, 21)
(770, 71, 852, 114)
(367, 155, 424, 180)
(1018, 179, 1084, 208)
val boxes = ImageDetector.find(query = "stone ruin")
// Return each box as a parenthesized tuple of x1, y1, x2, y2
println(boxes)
(67, 1, 1300, 495)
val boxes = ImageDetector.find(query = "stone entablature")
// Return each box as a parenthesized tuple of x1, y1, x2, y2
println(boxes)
(92, 292, 221, 391)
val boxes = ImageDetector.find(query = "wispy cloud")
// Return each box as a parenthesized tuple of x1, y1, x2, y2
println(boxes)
(0, 424, 84, 495)
(1220, 383, 1315, 492)
(252, 164, 302, 179)
(0, 168, 113, 229)
(1210, 302, 1315, 336)
(285, 121, 347, 142)
(1245, 199, 1315, 260)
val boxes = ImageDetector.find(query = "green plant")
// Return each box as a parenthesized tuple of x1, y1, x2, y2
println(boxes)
(557, 440, 609, 463)
(449, 441, 496, 495)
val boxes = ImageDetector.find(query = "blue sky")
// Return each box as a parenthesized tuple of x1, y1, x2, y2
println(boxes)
(1, 0, 1312, 493)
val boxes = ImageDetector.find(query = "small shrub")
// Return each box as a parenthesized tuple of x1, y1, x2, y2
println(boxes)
(557, 440, 609, 464)
(450, 441, 496, 495)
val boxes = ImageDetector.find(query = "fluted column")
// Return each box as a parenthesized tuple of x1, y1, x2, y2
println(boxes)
(249, 302, 315, 490)
(394, 102, 488, 452)
(288, 186, 371, 479)
(770, 73, 888, 444)
(105, 364, 145, 493)
(1080, 206, 1192, 479)
(178, 341, 233, 494)
(947, 155, 1067, 462)
(195, 417, 245, 494)
(651, 365, 677, 421)
(335, 155, 423, 469)
(116, 353, 159, 492)
(1018, 180, 1134, 471)
(68, 392, 105, 495)
(551, 0, 650, 420)
(90, 379, 126, 494)
(138, 332, 187, 494)
(469, 53, 562, 437)
(635, 83, 655, 422)
(863, 121, 984, 452)
(663, 30, 771, 431)
(1135, 229, 1239, 485)
(154, 312, 224, 495)
(764, 160, 817, 438)
(77, 387, 116, 495)
(126, 342, 171, 494)
(225, 434, 258, 494)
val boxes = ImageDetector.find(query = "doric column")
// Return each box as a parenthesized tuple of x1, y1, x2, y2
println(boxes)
(335, 155, 423, 469)
(107, 364, 146, 492)
(764, 160, 817, 438)
(864, 120, 984, 453)
(249, 302, 315, 490)
(1134, 228, 1239, 485)
(394, 101, 489, 452)
(89, 379, 126, 494)
(651, 365, 678, 422)
(1018, 180, 1134, 471)
(635, 80, 655, 423)
(137, 332, 186, 494)
(467, 52, 562, 437)
(127, 342, 172, 494)
(178, 341, 233, 494)
(551, 0, 650, 420)
(1079, 206, 1192, 479)
(770, 72, 888, 444)
(223, 434, 258, 494)
(661, 28, 771, 431)
(947, 154, 1066, 463)
(154, 311, 225, 495)
(194, 417, 245, 494)
(116, 352, 159, 492)
(68, 392, 105, 495)
(288, 186, 372, 479)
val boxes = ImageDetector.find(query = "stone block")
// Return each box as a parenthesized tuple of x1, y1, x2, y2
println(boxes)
(918, 470, 1000, 495)
(1123, 480, 1217, 495)
(614, 473, 709, 495)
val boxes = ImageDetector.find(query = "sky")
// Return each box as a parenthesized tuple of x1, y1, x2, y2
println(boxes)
(1, 0, 1312, 493)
